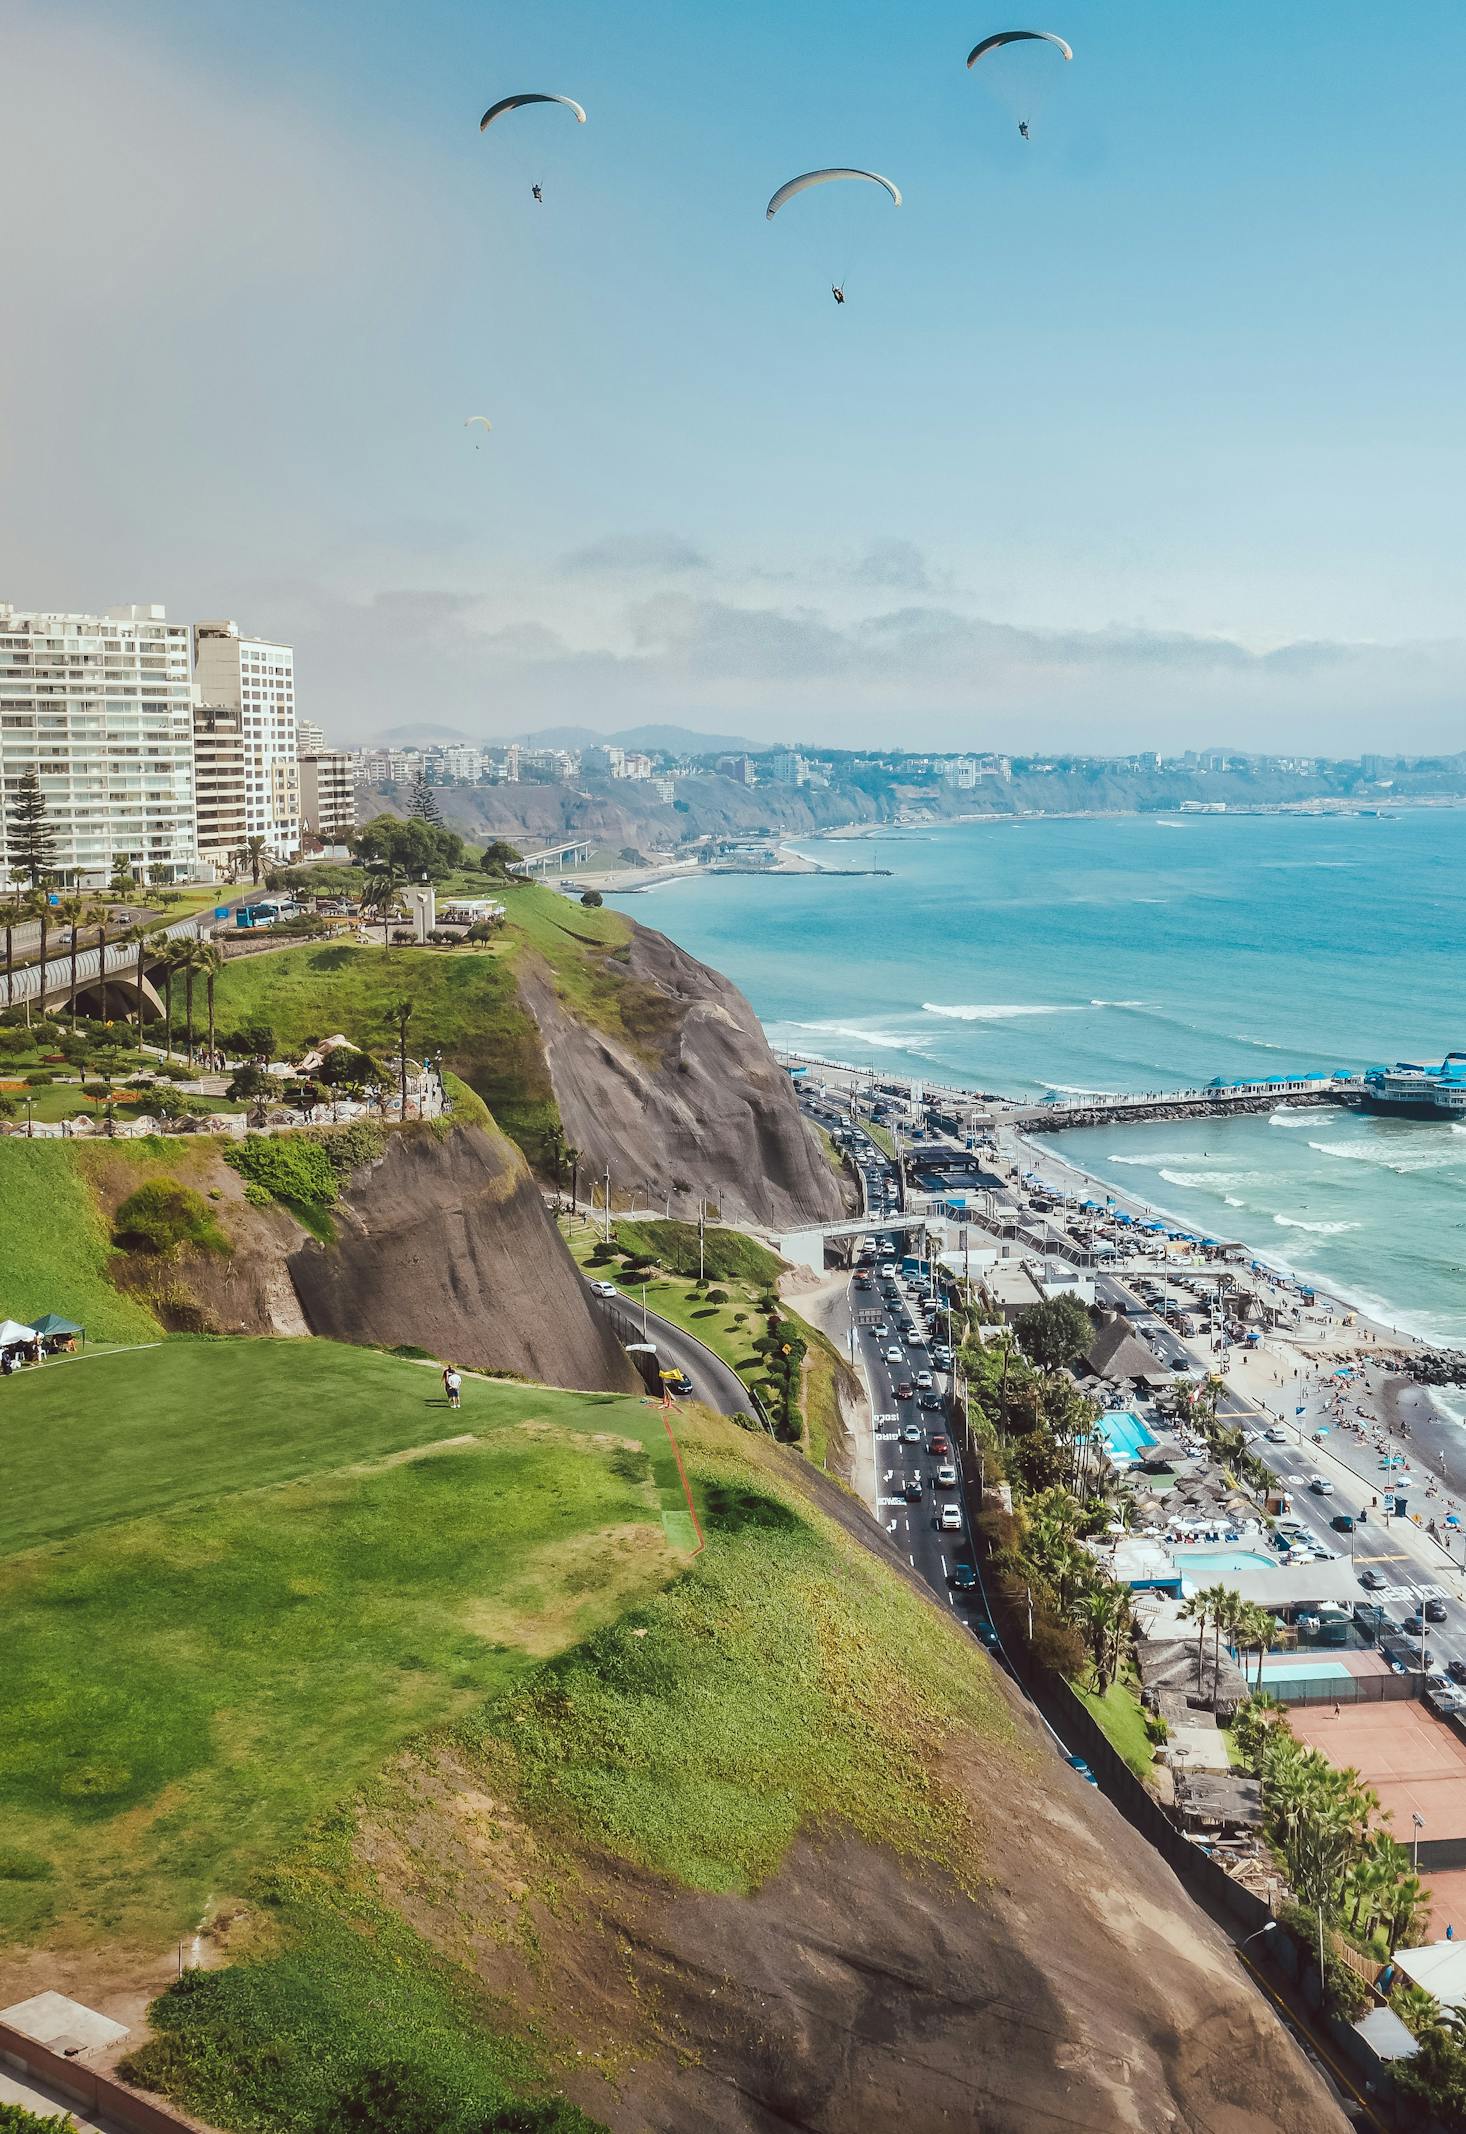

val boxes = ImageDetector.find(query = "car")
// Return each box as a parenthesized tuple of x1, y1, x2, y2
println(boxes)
(879, 1260, 897, 1277)
(939, 1502, 963, 1532)
(1426, 1599, 1449, 1623)
(1403, 1617, 1426, 1640)
(935, 1464, 958, 1487)
(1266, 1426, 1288, 1443)
(896, 1380, 913, 1402)
(918, 1390, 943, 1410)
(902, 1422, 922, 1444)
(915, 1370, 934, 1390)
(1331, 1513, 1355, 1533)
(1066, 1754, 1099, 1788)
(886, 1345, 903, 1364)
(853, 1273, 872, 1291)
(1309, 1476, 1334, 1496)
(933, 1345, 953, 1365)
(904, 1476, 923, 1502)
(1358, 1568, 1386, 1590)
(929, 1434, 951, 1456)
(1448, 1659, 1466, 1686)
(664, 1370, 695, 1399)
(972, 1617, 1001, 1649)
(870, 1321, 890, 1341)
(949, 1562, 979, 1592)
(589, 1279, 618, 1297)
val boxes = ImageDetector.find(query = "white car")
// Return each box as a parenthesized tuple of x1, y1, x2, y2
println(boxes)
(1266, 1426, 1288, 1443)
(935, 1463, 958, 1488)
(939, 1503, 963, 1532)
(879, 1261, 897, 1278)
(1309, 1476, 1334, 1496)
(915, 1370, 934, 1390)
(886, 1345, 903, 1364)
(590, 1279, 618, 1297)
(933, 1344, 953, 1366)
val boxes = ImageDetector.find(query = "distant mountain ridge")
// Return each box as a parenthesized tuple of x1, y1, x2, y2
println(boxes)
(364, 720, 756, 755)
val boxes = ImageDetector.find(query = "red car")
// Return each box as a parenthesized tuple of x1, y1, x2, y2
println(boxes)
(929, 1435, 951, 1457)
(896, 1380, 913, 1401)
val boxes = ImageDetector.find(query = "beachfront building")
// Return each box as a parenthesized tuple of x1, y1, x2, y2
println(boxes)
(193, 619, 299, 858)
(0, 601, 199, 887)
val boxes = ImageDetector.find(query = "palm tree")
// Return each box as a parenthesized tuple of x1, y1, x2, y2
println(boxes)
(362, 861, 403, 949)
(1179, 1590, 1210, 1691)
(3, 890, 20, 1011)
(178, 939, 202, 1066)
(25, 887, 52, 1012)
(120, 922, 150, 1040)
(56, 895, 85, 1026)
(84, 898, 112, 1024)
(1210, 1584, 1245, 1692)
(154, 930, 184, 1059)
(1076, 1585, 1132, 1695)
(233, 837, 269, 887)
(193, 943, 224, 1070)
(1235, 1602, 1275, 1691)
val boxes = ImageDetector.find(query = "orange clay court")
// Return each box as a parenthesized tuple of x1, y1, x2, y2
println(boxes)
(1291, 1702, 1466, 1843)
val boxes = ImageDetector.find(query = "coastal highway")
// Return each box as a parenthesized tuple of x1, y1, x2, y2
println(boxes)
(593, 1293, 756, 1419)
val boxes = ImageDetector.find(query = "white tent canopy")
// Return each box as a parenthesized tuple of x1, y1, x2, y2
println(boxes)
(0, 1320, 37, 1346)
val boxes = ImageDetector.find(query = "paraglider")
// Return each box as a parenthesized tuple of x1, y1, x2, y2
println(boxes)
(464, 416, 493, 450)
(965, 29, 1073, 67)
(478, 93, 588, 132)
(1018, 119, 1030, 140)
(831, 283, 846, 305)
(765, 168, 903, 220)
(532, 183, 543, 203)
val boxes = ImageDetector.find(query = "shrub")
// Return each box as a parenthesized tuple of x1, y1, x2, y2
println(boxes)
(706, 1287, 729, 1305)
(113, 1181, 229, 1256)
(579, 891, 603, 908)
(0, 2103, 77, 2132)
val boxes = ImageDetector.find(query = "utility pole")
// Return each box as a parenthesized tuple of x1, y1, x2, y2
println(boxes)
(602, 1167, 611, 1243)
(698, 1201, 706, 1284)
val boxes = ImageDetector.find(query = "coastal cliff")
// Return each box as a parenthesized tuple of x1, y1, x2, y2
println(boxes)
(287, 1121, 636, 1389)
(517, 918, 851, 1229)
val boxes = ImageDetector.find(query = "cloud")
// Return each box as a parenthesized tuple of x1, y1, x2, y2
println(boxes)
(848, 539, 937, 593)
(560, 533, 710, 577)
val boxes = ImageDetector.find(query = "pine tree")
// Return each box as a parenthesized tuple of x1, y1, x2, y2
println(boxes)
(409, 776, 443, 827)
(6, 768, 59, 886)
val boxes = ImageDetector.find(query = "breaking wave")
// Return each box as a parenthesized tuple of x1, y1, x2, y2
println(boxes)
(1273, 1214, 1362, 1236)
(922, 1002, 1081, 1022)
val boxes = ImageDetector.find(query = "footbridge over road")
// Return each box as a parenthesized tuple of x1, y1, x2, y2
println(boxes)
(513, 839, 593, 877)
(774, 1207, 952, 1275)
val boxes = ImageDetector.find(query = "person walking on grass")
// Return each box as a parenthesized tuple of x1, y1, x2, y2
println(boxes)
(443, 1364, 462, 1410)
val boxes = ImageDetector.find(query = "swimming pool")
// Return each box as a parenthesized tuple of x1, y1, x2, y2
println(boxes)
(1259, 1656, 1350, 1682)
(1098, 1409, 1157, 1463)
(1175, 1547, 1277, 1577)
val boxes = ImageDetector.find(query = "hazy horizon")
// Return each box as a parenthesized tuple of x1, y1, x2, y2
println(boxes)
(5, 0, 1466, 752)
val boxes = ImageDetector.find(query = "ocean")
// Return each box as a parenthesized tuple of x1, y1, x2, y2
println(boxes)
(627, 809, 1466, 1346)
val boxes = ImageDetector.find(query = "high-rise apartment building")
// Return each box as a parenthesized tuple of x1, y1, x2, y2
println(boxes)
(193, 619, 299, 856)
(0, 602, 198, 886)
(298, 753, 356, 846)
(192, 703, 247, 873)
(296, 718, 327, 755)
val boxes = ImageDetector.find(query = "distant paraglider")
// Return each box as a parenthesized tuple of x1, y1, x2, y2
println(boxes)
(464, 416, 493, 450)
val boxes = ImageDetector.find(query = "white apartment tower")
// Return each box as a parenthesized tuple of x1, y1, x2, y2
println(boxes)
(193, 619, 299, 856)
(0, 602, 198, 886)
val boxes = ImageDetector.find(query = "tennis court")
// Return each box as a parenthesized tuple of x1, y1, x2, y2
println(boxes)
(1291, 1702, 1466, 1841)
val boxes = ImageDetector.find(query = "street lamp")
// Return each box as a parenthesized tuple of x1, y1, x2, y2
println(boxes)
(1240, 1921, 1279, 1954)
(1413, 1812, 1425, 1872)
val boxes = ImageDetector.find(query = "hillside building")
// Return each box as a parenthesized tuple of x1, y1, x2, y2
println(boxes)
(192, 703, 247, 874)
(193, 619, 299, 857)
(0, 601, 198, 886)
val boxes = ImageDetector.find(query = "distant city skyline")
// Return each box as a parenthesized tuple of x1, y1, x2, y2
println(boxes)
(5, 1, 1466, 749)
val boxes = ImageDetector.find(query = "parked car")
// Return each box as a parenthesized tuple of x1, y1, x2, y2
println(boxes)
(1447, 1658, 1466, 1686)
(939, 1503, 963, 1532)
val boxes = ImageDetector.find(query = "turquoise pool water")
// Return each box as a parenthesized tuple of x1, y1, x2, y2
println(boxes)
(1099, 1409, 1157, 1462)
(1175, 1547, 1277, 1577)
(1259, 1656, 1350, 1682)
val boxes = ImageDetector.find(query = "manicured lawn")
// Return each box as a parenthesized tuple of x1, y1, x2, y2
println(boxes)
(864, 1121, 897, 1160)
(1071, 1677, 1154, 1779)
(0, 1141, 161, 1345)
(0, 1339, 689, 1949)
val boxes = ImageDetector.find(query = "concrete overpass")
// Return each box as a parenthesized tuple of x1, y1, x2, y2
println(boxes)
(4, 911, 219, 1020)
(774, 1207, 949, 1274)
(513, 839, 594, 877)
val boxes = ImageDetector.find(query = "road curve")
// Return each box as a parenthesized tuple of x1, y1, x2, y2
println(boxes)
(597, 1295, 756, 1419)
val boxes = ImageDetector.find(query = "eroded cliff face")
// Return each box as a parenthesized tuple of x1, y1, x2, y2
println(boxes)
(287, 1124, 637, 1392)
(519, 922, 851, 1231)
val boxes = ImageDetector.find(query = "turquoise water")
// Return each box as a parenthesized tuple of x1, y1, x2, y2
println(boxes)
(635, 810, 1466, 1342)
(1175, 1547, 1278, 1576)
(1098, 1409, 1157, 1462)
(1258, 1656, 1351, 1681)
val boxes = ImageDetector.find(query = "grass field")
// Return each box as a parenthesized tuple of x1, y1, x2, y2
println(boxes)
(0, 1339, 691, 1954)
(1070, 1677, 1154, 1779)
(128, 1419, 1015, 2134)
(0, 1141, 162, 1344)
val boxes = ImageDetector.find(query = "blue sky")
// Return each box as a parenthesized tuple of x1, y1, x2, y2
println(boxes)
(3, 0, 1465, 748)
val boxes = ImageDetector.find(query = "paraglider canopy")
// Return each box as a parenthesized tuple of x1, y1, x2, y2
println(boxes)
(966, 29, 1072, 67)
(479, 93, 587, 133)
(766, 169, 903, 221)
(464, 416, 493, 430)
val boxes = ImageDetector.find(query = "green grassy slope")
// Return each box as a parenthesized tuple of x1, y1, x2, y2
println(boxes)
(0, 1340, 688, 1953)
(208, 885, 676, 1165)
(0, 1142, 162, 1345)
